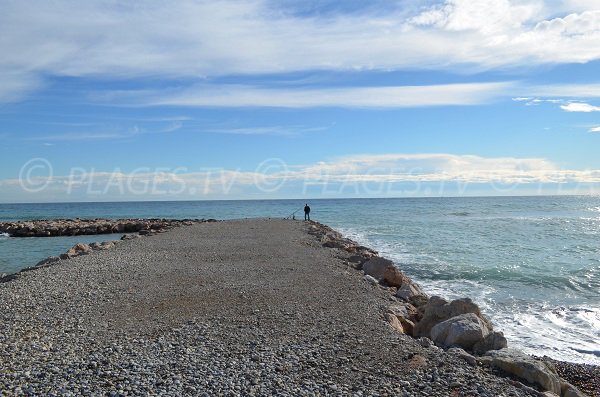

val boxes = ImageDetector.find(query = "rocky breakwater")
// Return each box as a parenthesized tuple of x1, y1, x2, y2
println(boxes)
(0, 218, 218, 284)
(0, 218, 212, 238)
(308, 221, 590, 397)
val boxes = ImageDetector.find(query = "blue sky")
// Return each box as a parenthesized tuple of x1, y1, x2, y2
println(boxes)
(1, 0, 600, 202)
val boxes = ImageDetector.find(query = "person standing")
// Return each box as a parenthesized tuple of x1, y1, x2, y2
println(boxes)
(304, 203, 311, 221)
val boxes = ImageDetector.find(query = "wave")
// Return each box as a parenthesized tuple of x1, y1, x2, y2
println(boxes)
(571, 348, 600, 357)
(0, 232, 9, 238)
(449, 211, 470, 217)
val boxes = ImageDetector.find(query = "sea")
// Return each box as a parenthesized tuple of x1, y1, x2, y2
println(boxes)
(0, 196, 598, 365)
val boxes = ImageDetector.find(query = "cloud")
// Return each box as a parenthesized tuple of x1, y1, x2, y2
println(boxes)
(4, 153, 600, 202)
(1, 1, 600, 102)
(206, 125, 329, 136)
(589, 126, 600, 132)
(560, 102, 600, 112)
(104, 82, 513, 108)
(528, 84, 600, 98)
(25, 122, 183, 142)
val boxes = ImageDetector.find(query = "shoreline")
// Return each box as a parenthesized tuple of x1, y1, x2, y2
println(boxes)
(0, 218, 595, 396)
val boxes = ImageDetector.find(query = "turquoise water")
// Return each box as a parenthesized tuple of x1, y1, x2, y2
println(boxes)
(0, 196, 599, 365)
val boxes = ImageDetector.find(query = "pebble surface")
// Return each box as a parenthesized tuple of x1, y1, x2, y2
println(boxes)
(0, 219, 576, 396)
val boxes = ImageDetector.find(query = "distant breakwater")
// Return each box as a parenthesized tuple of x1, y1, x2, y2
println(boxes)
(0, 218, 216, 237)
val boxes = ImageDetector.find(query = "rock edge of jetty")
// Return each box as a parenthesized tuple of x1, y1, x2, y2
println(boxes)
(309, 221, 593, 397)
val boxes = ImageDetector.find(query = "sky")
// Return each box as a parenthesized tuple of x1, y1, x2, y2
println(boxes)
(1, 0, 600, 202)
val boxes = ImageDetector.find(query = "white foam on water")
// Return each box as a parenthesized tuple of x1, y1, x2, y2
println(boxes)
(0, 232, 9, 238)
(337, 225, 600, 365)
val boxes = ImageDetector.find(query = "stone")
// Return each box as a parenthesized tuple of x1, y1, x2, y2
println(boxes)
(418, 337, 434, 348)
(395, 281, 427, 302)
(363, 275, 379, 286)
(447, 347, 477, 367)
(35, 256, 60, 267)
(561, 382, 587, 397)
(430, 313, 490, 350)
(362, 257, 393, 281)
(384, 313, 404, 334)
(347, 255, 366, 265)
(382, 266, 408, 288)
(387, 303, 410, 319)
(413, 296, 492, 338)
(65, 243, 92, 258)
(0, 273, 19, 283)
(473, 331, 508, 354)
(322, 240, 347, 249)
(482, 349, 561, 395)
(398, 317, 415, 337)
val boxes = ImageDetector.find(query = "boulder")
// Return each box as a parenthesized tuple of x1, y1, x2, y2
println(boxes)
(362, 257, 407, 287)
(473, 331, 508, 354)
(482, 349, 561, 395)
(413, 296, 492, 338)
(322, 239, 347, 249)
(447, 347, 477, 367)
(65, 243, 92, 258)
(396, 280, 428, 303)
(362, 257, 393, 281)
(399, 317, 415, 337)
(430, 313, 490, 350)
(383, 266, 408, 287)
(384, 313, 405, 334)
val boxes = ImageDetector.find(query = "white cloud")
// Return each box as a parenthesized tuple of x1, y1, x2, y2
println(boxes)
(107, 82, 513, 108)
(4, 153, 600, 202)
(1, 1, 600, 102)
(560, 102, 600, 112)
(528, 84, 600, 98)
(589, 126, 600, 132)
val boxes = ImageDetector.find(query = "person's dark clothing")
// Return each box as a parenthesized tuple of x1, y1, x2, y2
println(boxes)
(304, 205, 311, 221)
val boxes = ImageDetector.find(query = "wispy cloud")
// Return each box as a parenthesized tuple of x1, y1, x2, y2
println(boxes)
(1, 1, 600, 102)
(25, 122, 183, 142)
(560, 102, 600, 112)
(528, 84, 600, 98)
(589, 126, 600, 132)
(103, 82, 514, 108)
(206, 125, 329, 136)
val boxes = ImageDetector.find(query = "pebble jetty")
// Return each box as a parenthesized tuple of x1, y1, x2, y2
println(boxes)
(0, 219, 596, 396)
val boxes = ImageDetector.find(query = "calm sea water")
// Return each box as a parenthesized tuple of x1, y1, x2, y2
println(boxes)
(1, 196, 599, 365)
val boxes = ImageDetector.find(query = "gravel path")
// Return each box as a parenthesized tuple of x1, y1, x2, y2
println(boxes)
(1, 219, 548, 396)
